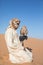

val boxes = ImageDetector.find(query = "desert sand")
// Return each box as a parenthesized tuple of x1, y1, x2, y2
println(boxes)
(0, 34, 43, 65)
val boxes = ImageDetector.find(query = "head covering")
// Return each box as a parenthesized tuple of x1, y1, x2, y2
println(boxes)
(10, 18, 20, 25)
(8, 18, 20, 29)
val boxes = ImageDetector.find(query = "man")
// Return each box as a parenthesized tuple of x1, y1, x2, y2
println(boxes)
(5, 18, 33, 64)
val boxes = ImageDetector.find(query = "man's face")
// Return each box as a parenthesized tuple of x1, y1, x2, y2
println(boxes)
(12, 20, 20, 29)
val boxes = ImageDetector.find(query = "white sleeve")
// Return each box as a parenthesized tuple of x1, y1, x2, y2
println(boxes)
(5, 29, 17, 49)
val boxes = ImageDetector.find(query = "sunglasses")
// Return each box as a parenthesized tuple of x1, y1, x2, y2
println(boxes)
(17, 23, 20, 25)
(13, 22, 20, 25)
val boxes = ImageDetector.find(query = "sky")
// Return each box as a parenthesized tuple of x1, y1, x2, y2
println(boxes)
(0, 0, 43, 39)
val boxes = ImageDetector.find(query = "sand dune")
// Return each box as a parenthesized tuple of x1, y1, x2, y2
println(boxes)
(0, 34, 43, 65)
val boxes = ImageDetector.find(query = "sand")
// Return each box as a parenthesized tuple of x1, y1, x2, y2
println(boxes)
(0, 34, 43, 65)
